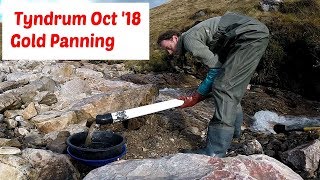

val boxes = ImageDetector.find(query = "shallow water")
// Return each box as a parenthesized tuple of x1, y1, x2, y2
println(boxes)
(80, 142, 112, 149)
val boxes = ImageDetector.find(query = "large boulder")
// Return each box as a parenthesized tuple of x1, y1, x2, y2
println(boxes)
(0, 154, 34, 180)
(70, 84, 158, 123)
(31, 111, 78, 133)
(0, 148, 79, 180)
(280, 139, 320, 178)
(84, 153, 302, 180)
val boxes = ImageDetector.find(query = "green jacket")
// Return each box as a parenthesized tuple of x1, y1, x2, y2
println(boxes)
(176, 12, 268, 68)
(176, 16, 222, 68)
(176, 12, 269, 95)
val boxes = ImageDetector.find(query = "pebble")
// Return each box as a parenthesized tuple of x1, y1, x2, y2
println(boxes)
(0, 146, 21, 155)
(0, 114, 4, 122)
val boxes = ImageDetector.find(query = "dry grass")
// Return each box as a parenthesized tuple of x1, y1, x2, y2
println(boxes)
(1, 0, 319, 70)
(132, 0, 319, 72)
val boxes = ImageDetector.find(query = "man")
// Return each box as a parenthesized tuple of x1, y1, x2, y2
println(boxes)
(157, 12, 269, 157)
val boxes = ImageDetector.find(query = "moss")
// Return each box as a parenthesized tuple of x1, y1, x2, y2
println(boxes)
(253, 39, 285, 86)
(280, 0, 320, 15)
(259, 18, 320, 99)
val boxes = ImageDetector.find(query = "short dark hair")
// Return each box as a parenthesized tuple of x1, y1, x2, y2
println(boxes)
(157, 30, 181, 45)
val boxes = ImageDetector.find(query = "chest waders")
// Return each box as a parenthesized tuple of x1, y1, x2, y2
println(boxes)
(190, 13, 269, 157)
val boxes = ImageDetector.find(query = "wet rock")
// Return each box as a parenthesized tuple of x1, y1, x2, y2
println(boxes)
(22, 102, 38, 120)
(46, 131, 70, 154)
(0, 93, 22, 113)
(84, 153, 302, 180)
(243, 139, 264, 155)
(31, 111, 78, 133)
(280, 139, 320, 178)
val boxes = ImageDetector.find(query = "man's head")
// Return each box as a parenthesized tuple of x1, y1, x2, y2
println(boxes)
(157, 30, 180, 55)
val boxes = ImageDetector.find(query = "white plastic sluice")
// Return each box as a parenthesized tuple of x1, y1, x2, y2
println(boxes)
(95, 99, 184, 124)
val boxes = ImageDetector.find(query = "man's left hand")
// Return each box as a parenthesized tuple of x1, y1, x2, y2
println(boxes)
(178, 92, 204, 108)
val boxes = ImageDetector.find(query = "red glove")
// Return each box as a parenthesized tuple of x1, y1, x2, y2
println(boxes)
(178, 92, 204, 108)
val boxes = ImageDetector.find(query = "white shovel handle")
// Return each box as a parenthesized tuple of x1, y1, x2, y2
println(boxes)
(96, 99, 184, 124)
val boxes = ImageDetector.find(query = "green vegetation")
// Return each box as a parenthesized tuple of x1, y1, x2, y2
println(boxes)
(143, 0, 320, 100)
(1, 0, 319, 99)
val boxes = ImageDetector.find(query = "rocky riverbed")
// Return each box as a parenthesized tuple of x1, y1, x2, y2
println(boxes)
(0, 60, 319, 179)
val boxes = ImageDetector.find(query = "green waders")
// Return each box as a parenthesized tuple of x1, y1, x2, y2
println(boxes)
(193, 13, 269, 157)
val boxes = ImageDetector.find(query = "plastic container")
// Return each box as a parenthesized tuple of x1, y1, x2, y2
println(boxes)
(66, 131, 126, 160)
(67, 145, 126, 167)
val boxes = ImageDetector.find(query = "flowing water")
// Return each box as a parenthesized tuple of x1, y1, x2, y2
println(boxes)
(84, 122, 98, 146)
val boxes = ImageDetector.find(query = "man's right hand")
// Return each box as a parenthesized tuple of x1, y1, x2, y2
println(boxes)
(178, 92, 204, 108)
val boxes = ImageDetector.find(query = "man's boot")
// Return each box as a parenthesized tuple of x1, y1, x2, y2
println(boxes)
(233, 104, 243, 138)
(183, 123, 234, 158)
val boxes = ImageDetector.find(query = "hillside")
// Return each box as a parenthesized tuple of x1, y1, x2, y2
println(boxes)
(0, 23, 2, 59)
(132, 0, 320, 100)
(1, 0, 319, 100)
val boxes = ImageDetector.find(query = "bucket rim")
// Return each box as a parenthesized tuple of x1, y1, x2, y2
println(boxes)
(67, 145, 127, 166)
(66, 131, 126, 152)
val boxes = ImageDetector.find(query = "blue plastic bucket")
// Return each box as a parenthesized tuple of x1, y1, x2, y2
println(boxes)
(67, 145, 127, 167)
